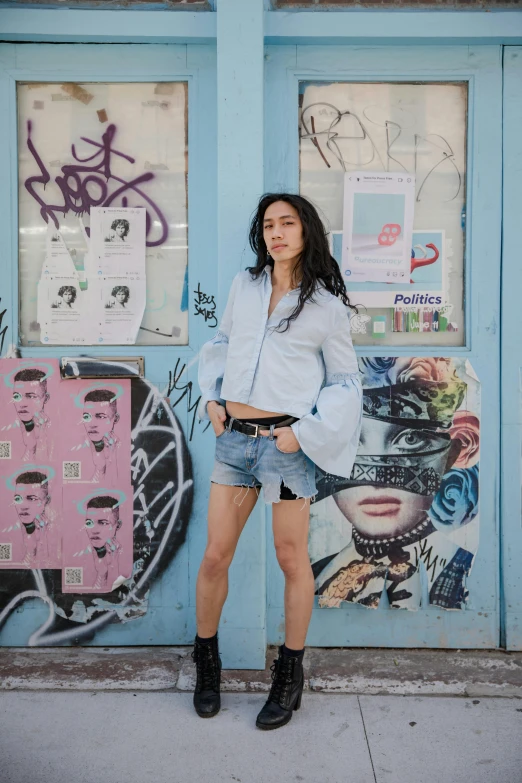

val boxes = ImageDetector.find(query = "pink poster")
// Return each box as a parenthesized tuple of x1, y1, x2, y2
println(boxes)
(59, 379, 131, 487)
(0, 359, 133, 592)
(0, 359, 61, 465)
(0, 359, 62, 568)
(0, 464, 62, 569)
(61, 483, 134, 593)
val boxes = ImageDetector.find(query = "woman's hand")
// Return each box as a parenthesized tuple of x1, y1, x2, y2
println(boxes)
(261, 426, 300, 453)
(207, 400, 227, 437)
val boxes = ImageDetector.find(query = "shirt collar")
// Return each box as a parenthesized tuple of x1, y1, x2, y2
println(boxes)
(263, 264, 300, 294)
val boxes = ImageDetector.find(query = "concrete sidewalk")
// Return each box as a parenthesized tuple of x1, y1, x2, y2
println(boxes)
(1, 647, 521, 782)
(1, 691, 521, 783)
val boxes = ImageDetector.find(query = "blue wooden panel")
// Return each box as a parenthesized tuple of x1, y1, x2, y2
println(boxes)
(265, 45, 502, 648)
(0, 43, 217, 649)
(501, 47, 522, 651)
(0, 9, 217, 44)
(264, 11, 522, 46)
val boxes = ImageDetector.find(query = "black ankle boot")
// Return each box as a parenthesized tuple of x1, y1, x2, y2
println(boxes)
(191, 635, 222, 718)
(256, 646, 304, 730)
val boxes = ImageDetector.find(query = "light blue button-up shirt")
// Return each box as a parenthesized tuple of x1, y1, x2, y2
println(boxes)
(197, 267, 362, 478)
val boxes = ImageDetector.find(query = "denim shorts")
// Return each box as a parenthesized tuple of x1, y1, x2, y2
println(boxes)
(210, 418, 317, 505)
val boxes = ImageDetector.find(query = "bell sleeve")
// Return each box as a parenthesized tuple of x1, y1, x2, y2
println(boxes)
(197, 273, 239, 421)
(290, 307, 362, 479)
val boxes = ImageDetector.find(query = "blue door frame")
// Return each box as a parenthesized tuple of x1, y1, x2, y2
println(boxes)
(265, 45, 502, 649)
(501, 46, 522, 652)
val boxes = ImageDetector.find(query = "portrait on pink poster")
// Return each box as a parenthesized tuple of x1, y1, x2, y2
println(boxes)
(59, 379, 131, 487)
(0, 359, 62, 569)
(0, 464, 61, 569)
(62, 483, 133, 593)
(0, 359, 61, 465)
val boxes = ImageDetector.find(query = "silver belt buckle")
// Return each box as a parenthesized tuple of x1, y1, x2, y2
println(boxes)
(248, 423, 260, 438)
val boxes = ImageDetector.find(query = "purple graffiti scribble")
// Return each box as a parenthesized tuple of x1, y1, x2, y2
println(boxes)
(24, 121, 168, 247)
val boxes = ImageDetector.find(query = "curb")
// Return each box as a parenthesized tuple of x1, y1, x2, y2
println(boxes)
(1, 647, 521, 697)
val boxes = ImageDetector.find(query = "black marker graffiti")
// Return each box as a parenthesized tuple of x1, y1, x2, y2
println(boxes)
(414, 538, 441, 583)
(167, 358, 211, 442)
(300, 101, 462, 203)
(193, 284, 217, 328)
(0, 373, 193, 646)
(0, 300, 8, 355)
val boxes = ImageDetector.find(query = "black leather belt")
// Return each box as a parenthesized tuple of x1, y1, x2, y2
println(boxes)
(225, 415, 298, 438)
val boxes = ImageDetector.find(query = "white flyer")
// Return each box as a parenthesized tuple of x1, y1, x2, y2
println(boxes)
(89, 207, 147, 344)
(37, 227, 84, 344)
(94, 275, 146, 345)
(38, 275, 89, 345)
(90, 206, 146, 277)
(42, 227, 80, 276)
(342, 172, 415, 284)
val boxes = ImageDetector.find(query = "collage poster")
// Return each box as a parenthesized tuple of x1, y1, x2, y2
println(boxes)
(310, 357, 480, 611)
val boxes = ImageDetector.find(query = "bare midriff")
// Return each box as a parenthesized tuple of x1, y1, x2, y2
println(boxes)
(226, 401, 286, 419)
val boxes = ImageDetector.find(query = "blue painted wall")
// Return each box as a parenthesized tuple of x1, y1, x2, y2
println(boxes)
(0, 1, 520, 663)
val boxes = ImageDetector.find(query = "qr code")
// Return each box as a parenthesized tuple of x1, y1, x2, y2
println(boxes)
(0, 442, 11, 459)
(63, 461, 81, 480)
(0, 544, 12, 561)
(65, 567, 83, 586)
(373, 321, 386, 334)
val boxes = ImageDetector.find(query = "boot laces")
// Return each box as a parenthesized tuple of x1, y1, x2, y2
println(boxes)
(192, 644, 219, 692)
(268, 657, 294, 705)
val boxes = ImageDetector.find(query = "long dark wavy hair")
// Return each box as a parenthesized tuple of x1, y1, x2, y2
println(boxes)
(248, 193, 356, 333)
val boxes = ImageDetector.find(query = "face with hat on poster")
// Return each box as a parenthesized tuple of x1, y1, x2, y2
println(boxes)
(312, 357, 480, 610)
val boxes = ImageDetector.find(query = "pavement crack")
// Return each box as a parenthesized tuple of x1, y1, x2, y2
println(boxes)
(357, 695, 377, 783)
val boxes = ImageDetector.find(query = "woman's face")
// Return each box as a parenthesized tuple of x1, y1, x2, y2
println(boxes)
(115, 223, 126, 238)
(263, 201, 304, 269)
(62, 290, 73, 304)
(334, 417, 450, 539)
(115, 290, 126, 304)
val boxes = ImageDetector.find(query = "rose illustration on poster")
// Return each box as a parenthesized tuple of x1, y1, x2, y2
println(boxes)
(310, 356, 480, 611)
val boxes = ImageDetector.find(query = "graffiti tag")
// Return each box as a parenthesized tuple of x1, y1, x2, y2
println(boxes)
(0, 300, 8, 355)
(167, 358, 211, 442)
(193, 284, 217, 328)
(24, 121, 168, 247)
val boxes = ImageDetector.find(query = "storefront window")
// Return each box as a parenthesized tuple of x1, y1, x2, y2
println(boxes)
(299, 81, 467, 346)
(17, 82, 188, 346)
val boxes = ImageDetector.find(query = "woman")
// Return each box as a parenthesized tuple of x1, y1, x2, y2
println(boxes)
(194, 193, 362, 730)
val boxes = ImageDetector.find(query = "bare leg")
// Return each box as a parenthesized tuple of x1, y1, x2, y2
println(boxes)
(196, 483, 259, 637)
(272, 498, 314, 649)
